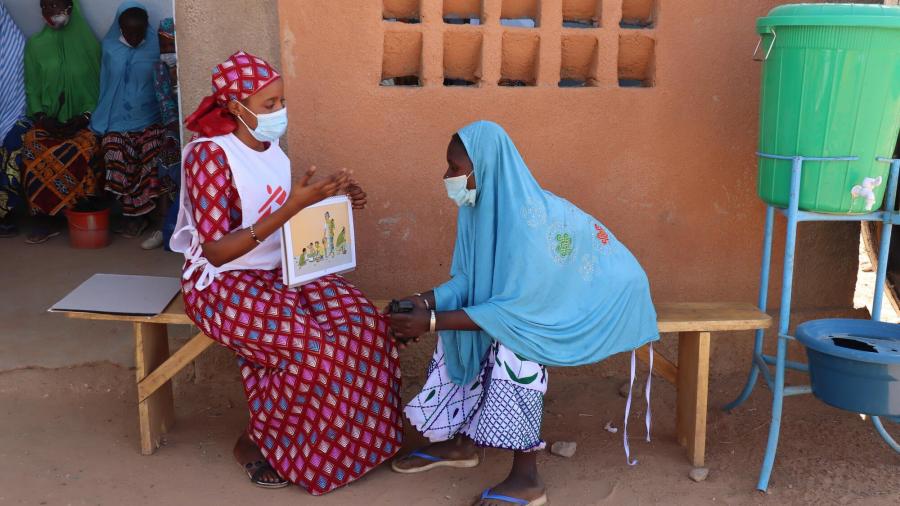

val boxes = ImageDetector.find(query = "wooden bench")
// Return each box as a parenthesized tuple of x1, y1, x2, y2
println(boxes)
(63, 299, 770, 467)
(650, 303, 771, 467)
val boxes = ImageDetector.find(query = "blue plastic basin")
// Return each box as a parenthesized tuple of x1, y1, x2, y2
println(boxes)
(795, 319, 900, 416)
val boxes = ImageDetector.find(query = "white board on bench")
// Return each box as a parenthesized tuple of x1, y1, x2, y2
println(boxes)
(50, 274, 181, 317)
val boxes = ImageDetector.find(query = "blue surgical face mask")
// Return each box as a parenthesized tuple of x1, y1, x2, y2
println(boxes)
(444, 172, 477, 207)
(236, 101, 288, 142)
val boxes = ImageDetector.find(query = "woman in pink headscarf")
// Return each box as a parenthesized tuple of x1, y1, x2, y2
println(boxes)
(171, 51, 401, 494)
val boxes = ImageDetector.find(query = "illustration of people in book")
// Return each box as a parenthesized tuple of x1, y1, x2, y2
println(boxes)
(336, 226, 347, 255)
(288, 198, 354, 277)
(325, 212, 336, 258)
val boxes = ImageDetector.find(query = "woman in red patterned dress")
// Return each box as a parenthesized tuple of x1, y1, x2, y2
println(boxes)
(170, 51, 402, 494)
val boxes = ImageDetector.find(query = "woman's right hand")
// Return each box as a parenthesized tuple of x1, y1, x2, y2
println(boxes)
(381, 295, 431, 349)
(380, 296, 427, 315)
(287, 166, 351, 213)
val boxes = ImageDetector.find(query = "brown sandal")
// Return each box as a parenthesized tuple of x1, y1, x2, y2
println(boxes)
(24, 228, 60, 245)
(243, 460, 289, 489)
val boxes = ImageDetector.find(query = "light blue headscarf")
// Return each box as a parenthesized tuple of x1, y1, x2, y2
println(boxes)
(434, 121, 660, 385)
(0, 3, 26, 140)
(90, 1, 161, 135)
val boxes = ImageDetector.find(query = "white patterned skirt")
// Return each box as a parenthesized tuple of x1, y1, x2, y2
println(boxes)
(405, 337, 548, 452)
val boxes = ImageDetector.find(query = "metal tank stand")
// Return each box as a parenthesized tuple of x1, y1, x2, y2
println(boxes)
(725, 153, 900, 491)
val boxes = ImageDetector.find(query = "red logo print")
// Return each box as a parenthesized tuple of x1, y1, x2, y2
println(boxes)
(258, 185, 287, 218)
(595, 224, 609, 245)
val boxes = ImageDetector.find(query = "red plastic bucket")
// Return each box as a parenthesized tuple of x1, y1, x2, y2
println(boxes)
(64, 207, 111, 249)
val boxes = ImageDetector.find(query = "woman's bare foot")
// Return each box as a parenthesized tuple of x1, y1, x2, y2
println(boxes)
(392, 435, 478, 472)
(233, 432, 288, 488)
(475, 451, 546, 506)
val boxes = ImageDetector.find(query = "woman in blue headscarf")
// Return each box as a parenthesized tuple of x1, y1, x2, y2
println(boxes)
(388, 121, 659, 506)
(91, 1, 168, 240)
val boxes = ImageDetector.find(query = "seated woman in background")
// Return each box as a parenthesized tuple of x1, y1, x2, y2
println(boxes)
(90, 1, 168, 241)
(141, 17, 181, 250)
(19, 0, 101, 244)
(388, 121, 659, 506)
(0, 3, 27, 237)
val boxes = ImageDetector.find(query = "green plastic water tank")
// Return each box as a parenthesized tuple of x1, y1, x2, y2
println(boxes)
(756, 3, 900, 214)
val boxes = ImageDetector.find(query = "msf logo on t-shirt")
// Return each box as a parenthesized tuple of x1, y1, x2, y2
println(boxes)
(258, 185, 287, 218)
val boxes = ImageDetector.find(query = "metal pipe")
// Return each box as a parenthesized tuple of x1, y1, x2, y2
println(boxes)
(873, 159, 900, 322)
(754, 353, 775, 390)
(871, 416, 900, 453)
(761, 354, 809, 372)
(756, 152, 857, 162)
(783, 385, 812, 396)
(725, 206, 775, 412)
(757, 156, 804, 491)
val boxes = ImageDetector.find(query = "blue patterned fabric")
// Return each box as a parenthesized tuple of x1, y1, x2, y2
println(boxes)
(0, 119, 31, 219)
(405, 338, 548, 451)
(0, 4, 26, 141)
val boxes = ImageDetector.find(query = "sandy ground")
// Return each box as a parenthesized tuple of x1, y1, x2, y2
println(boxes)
(1, 362, 899, 506)
(0, 231, 185, 370)
(1, 231, 899, 505)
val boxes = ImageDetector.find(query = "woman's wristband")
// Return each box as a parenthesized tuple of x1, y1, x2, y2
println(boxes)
(248, 224, 263, 244)
(429, 310, 436, 333)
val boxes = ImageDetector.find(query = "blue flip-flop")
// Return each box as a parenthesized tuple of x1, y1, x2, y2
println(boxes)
(479, 488, 548, 506)
(391, 449, 479, 474)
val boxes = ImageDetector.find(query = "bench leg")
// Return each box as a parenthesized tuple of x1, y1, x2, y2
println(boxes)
(134, 322, 175, 455)
(636, 344, 679, 385)
(137, 332, 214, 403)
(676, 331, 710, 467)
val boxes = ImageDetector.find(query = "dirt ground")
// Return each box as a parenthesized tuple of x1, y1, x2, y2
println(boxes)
(0, 360, 898, 506)
(1, 232, 899, 505)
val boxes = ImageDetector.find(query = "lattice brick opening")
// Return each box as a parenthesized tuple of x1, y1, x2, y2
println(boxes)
(384, 0, 421, 23)
(563, 0, 601, 28)
(618, 33, 655, 87)
(378, 0, 660, 89)
(382, 30, 423, 86)
(500, 31, 540, 86)
(560, 34, 598, 87)
(444, 31, 483, 86)
(444, 0, 483, 24)
(621, 0, 656, 29)
(501, 0, 540, 27)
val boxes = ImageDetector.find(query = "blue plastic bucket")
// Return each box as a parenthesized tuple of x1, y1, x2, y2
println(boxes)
(795, 319, 900, 416)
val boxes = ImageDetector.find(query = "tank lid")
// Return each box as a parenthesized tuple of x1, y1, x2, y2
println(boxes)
(757, 3, 900, 32)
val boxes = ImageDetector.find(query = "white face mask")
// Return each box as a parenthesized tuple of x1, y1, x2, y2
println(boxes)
(159, 53, 178, 68)
(444, 172, 477, 207)
(49, 13, 70, 28)
(236, 101, 289, 143)
(119, 32, 146, 48)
